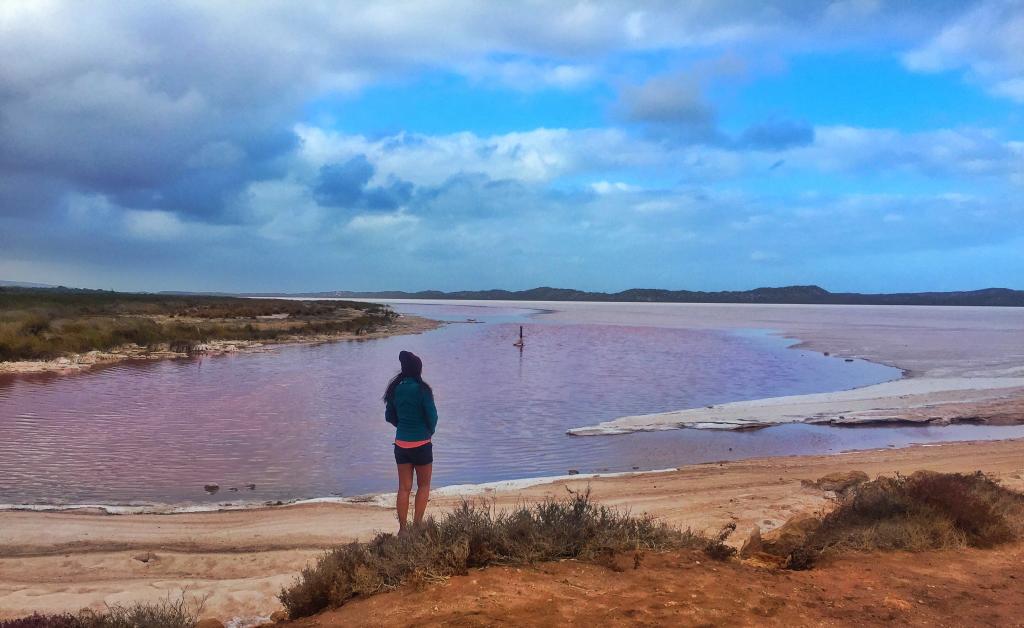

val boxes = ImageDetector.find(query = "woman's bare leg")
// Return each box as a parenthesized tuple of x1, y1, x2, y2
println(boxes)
(413, 463, 432, 527)
(396, 463, 414, 532)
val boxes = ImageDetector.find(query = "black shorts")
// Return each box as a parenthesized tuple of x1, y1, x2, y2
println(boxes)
(394, 442, 433, 466)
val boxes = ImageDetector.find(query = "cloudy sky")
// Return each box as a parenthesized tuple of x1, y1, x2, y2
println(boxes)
(2, 1, 1023, 293)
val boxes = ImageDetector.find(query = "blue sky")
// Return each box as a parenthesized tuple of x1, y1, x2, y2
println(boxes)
(1, 1, 1022, 293)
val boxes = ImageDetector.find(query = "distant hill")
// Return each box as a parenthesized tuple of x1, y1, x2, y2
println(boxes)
(247, 285, 1024, 307)
(0, 279, 54, 288)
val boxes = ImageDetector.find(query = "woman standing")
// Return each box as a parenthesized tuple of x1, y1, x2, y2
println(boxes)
(384, 350, 438, 532)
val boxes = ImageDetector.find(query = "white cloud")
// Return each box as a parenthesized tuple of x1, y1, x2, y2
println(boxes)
(788, 126, 1024, 181)
(992, 77, 1024, 102)
(460, 59, 597, 90)
(295, 122, 1024, 194)
(296, 125, 648, 185)
(749, 250, 779, 262)
(631, 199, 680, 213)
(730, 214, 770, 230)
(346, 211, 420, 233)
(903, 0, 1024, 102)
(590, 181, 638, 194)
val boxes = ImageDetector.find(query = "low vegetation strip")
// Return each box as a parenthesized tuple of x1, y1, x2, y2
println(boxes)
(0, 287, 396, 362)
(279, 489, 707, 619)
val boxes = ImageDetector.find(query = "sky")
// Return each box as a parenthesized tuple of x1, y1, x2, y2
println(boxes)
(1, 1, 1023, 293)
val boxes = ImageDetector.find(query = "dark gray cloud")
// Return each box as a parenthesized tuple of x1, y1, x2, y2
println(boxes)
(0, 172, 70, 218)
(314, 155, 413, 211)
(363, 180, 414, 210)
(618, 79, 719, 142)
(616, 68, 728, 145)
(408, 173, 524, 219)
(314, 157, 375, 206)
(616, 66, 813, 151)
(738, 119, 815, 150)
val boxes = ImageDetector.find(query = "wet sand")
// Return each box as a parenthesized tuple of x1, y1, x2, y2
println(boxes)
(2, 438, 1023, 622)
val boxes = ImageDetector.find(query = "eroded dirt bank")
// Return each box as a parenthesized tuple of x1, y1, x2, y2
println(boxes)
(296, 542, 1024, 627)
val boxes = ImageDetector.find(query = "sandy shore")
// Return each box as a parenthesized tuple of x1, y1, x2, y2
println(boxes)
(0, 314, 441, 376)
(2, 438, 1023, 622)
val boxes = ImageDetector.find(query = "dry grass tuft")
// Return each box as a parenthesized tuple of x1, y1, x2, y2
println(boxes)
(704, 522, 738, 561)
(780, 471, 1024, 569)
(0, 594, 203, 628)
(279, 489, 705, 619)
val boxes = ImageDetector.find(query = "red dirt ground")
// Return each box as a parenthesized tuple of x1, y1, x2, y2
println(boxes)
(290, 543, 1024, 627)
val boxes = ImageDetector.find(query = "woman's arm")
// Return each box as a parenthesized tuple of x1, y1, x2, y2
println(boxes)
(422, 390, 438, 435)
(385, 399, 398, 426)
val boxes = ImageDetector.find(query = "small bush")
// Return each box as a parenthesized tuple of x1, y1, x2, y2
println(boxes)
(19, 314, 51, 336)
(704, 522, 738, 561)
(0, 613, 80, 628)
(0, 594, 202, 628)
(279, 489, 703, 619)
(781, 471, 1024, 568)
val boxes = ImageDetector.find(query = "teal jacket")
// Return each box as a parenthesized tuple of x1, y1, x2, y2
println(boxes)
(385, 378, 438, 441)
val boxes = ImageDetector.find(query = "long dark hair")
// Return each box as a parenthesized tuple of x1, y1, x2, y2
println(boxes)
(383, 350, 432, 401)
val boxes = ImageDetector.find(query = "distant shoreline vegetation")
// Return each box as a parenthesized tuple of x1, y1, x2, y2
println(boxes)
(0, 287, 397, 362)
(242, 285, 1024, 307)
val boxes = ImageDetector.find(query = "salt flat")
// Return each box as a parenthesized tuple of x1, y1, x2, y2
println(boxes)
(373, 300, 1024, 433)
(545, 302, 1024, 433)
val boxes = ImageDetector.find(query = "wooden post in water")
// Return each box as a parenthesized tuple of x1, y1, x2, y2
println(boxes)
(513, 325, 524, 348)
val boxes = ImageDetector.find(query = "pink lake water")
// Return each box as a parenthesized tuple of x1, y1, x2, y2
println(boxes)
(2, 302, 1023, 507)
